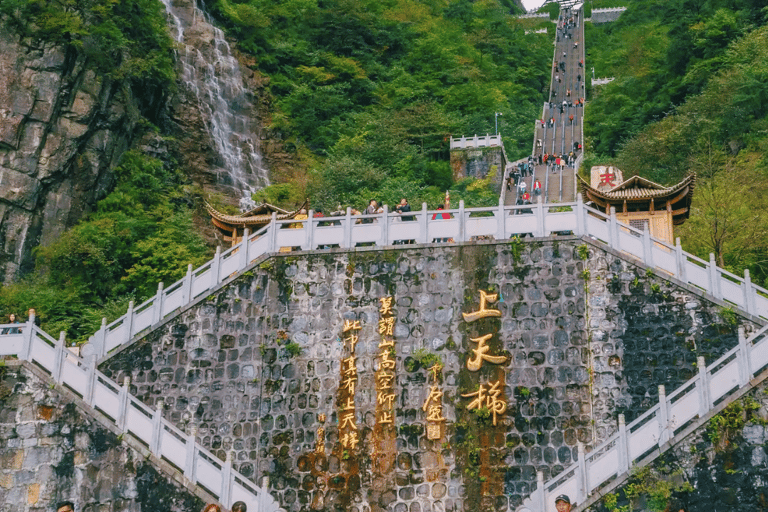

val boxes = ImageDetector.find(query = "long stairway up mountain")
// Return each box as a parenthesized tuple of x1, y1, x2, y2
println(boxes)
(506, 5, 584, 207)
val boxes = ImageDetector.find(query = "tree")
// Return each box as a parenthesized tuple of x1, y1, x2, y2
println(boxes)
(678, 162, 768, 277)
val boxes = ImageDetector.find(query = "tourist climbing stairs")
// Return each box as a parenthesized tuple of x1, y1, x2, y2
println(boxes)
(507, 4, 584, 208)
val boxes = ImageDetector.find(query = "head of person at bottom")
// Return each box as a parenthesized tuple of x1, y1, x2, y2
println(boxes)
(232, 502, 247, 512)
(555, 494, 571, 512)
(56, 502, 75, 512)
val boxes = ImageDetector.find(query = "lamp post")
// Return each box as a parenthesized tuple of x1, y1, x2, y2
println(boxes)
(495, 112, 503, 135)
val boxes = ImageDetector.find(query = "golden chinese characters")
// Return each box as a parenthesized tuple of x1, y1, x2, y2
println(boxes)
(422, 363, 445, 440)
(462, 290, 502, 322)
(462, 379, 507, 426)
(339, 318, 362, 450)
(467, 333, 507, 371)
(376, 297, 397, 427)
(462, 290, 508, 426)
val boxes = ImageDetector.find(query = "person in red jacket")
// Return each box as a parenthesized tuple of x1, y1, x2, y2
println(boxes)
(533, 179, 542, 197)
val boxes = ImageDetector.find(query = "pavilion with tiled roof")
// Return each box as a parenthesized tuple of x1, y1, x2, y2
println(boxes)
(578, 171, 696, 244)
(206, 200, 308, 246)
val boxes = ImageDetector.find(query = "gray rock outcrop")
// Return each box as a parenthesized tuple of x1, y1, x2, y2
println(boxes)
(0, 25, 141, 283)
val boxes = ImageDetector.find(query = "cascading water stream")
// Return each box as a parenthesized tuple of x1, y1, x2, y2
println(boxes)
(159, 0, 268, 210)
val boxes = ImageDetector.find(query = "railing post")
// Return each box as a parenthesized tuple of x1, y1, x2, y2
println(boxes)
(125, 301, 135, 344)
(52, 331, 66, 384)
(697, 356, 710, 417)
(152, 282, 164, 324)
(675, 238, 687, 283)
(379, 206, 389, 246)
(343, 207, 353, 249)
(151, 399, 164, 455)
(259, 476, 271, 512)
(658, 385, 670, 446)
(221, 450, 233, 507)
(458, 200, 466, 243)
(535, 196, 545, 237)
(617, 414, 630, 473)
(608, 207, 618, 249)
(94, 317, 107, 359)
(117, 376, 131, 432)
(20, 311, 35, 361)
(743, 269, 756, 316)
(84, 355, 97, 405)
(642, 227, 654, 268)
(268, 212, 278, 252)
(212, 246, 222, 285)
(738, 327, 752, 385)
(185, 425, 198, 483)
(708, 253, 721, 299)
(577, 442, 587, 502)
(182, 264, 193, 304)
(305, 212, 315, 251)
(51, 331, 66, 384)
(419, 202, 428, 244)
(575, 193, 584, 236)
(496, 198, 506, 240)
(240, 227, 251, 267)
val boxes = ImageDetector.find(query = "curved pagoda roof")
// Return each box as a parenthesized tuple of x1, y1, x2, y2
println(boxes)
(206, 200, 309, 243)
(579, 173, 696, 225)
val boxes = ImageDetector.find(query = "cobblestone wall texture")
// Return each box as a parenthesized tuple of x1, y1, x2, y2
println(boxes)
(0, 364, 204, 512)
(99, 238, 756, 512)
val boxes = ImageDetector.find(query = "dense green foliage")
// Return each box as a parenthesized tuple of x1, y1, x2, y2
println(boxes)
(207, 0, 553, 212)
(583, 0, 768, 285)
(0, 151, 209, 341)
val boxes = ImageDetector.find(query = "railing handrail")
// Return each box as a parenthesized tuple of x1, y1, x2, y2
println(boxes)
(0, 318, 281, 512)
(82, 195, 768, 364)
(591, 7, 628, 12)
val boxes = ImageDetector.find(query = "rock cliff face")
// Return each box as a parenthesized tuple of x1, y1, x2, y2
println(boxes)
(0, 25, 142, 284)
(0, 0, 276, 284)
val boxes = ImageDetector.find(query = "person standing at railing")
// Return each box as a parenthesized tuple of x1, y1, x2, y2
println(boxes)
(363, 199, 377, 224)
(432, 205, 452, 243)
(1, 313, 21, 334)
(395, 198, 414, 222)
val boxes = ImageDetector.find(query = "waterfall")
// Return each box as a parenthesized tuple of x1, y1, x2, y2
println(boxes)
(159, 0, 268, 210)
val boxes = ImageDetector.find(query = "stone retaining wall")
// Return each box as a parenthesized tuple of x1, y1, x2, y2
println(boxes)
(99, 238, 756, 512)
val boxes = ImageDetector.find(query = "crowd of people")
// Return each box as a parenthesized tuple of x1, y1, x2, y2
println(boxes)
(55, 501, 248, 512)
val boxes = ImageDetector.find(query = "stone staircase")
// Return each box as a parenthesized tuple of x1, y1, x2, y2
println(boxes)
(518, 322, 768, 512)
(0, 318, 282, 512)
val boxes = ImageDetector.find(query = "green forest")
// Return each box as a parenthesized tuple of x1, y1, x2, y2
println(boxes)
(582, 0, 768, 288)
(224, 0, 556, 212)
(0, 0, 767, 339)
